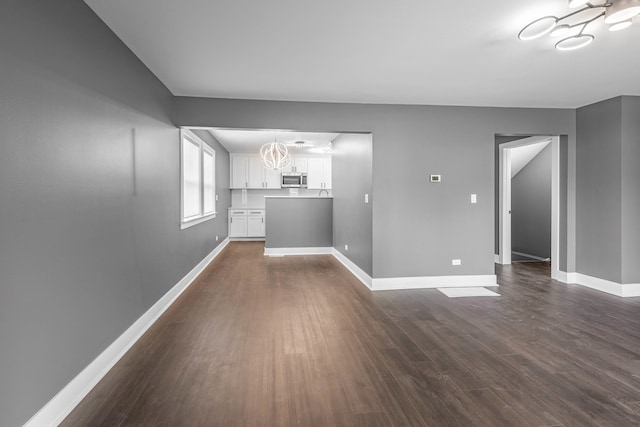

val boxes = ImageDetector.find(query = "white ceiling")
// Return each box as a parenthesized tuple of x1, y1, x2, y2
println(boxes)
(208, 129, 339, 154)
(84, 0, 640, 108)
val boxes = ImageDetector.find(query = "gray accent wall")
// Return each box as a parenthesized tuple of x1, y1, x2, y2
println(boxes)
(0, 1, 228, 425)
(576, 97, 623, 283)
(332, 133, 373, 276)
(174, 97, 576, 279)
(265, 198, 333, 248)
(621, 97, 640, 283)
(576, 95, 640, 284)
(511, 144, 552, 259)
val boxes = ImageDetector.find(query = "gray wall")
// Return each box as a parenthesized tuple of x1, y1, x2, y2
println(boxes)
(511, 144, 552, 258)
(174, 98, 576, 279)
(265, 198, 333, 248)
(332, 133, 373, 275)
(0, 1, 228, 425)
(576, 97, 623, 283)
(621, 97, 640, 283)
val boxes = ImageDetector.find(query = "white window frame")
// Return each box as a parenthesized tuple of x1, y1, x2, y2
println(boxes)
(180, 129, 216, 229)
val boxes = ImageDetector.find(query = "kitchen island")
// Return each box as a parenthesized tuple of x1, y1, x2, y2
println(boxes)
(264, 196, 333, 255)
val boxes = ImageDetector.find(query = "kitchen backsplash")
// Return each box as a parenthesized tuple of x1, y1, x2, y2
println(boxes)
(231, 188, 332, 208)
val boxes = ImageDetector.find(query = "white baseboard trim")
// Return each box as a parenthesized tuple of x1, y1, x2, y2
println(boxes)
(330, 249, 498, 292)
(571, 273, 640, 298)
(331, 249, 373, 290)
(371, 274, 498, 291)
(556, 271, 577, 284)
(512, 251, 550, 261)
(264, 247, 333, 256)
(230, 237, 265, 242)
(25, 238, 230, 427)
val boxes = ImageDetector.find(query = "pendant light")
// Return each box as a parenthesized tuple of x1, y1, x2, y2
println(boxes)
(260, 135, 291, 170)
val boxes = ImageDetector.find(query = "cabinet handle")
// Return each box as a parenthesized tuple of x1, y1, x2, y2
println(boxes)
(245, 181, 248, 188)
(230, 217, 233, 223)
(262, 218, 264, 223)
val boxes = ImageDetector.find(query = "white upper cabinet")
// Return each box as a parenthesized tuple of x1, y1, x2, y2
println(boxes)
(263, 166, 281, 188)
(307, 156, 332, 190)
(231, 156, 249, 189)
(282, 155, 308, 173)
(231, 154, 281, 189)
(247, 157, 265, 188)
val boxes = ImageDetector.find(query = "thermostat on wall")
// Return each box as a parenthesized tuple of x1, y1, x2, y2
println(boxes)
(430, 174, 442, 183)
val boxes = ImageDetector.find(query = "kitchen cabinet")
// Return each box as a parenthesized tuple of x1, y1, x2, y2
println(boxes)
(229, 208, 265, 237)
(231, 155, 280, 189)
(231, 156, 249, 189)
(229, 209, 248, 236)
(307, 156, 332, 190)
(248, 157, 280, 188)
(282, 155, 308, 173)
(247, 209, 266, 236)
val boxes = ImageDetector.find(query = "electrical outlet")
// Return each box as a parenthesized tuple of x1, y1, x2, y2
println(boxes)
(345, 244, 349, 251)
(365, 194, 369, 203)
(215, 194, 219, 201)
(215, 235, 219, 241)
(471, 194, 477, 204)
(452, 259, 461, 266)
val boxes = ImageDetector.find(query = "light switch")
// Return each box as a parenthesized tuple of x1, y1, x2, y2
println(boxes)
(471, 194, 477, 204)
(365, 194, 369, 203)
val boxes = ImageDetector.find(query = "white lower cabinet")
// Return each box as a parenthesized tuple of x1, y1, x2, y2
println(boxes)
(229, 208, 265, 237)
(229, 209, 248, 237)
(247, 215, 265, 237)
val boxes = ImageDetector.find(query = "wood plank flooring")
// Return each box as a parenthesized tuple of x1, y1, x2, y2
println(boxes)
(62, 242, 640, 426)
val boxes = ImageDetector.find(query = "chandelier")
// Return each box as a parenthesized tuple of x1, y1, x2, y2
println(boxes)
(518, 0, 640, 50)
(260, 138, 291, 170)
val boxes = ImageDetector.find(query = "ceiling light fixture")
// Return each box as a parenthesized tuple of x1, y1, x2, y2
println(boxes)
(260, 135, 291, 170)
(519, 0, 639, 51)
(609, 18, 634, 29)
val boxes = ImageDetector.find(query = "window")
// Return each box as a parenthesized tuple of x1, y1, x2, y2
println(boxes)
(180, 129, 216, 228)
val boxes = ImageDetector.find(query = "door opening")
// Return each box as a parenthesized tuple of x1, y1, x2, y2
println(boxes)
(497, 136, 560, 279)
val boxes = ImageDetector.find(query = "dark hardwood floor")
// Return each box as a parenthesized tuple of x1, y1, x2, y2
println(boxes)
(62, 242, 640, 426)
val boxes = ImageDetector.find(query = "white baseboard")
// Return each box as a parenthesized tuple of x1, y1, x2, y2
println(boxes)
(230, 237, 265, 242)
(331, 250, 497, 292)
(371, 274, 498, 291)
(571, 273, 640, 297)
(512, 251, 550, 261)
(556, 271, 577, 284)
(25, 238, 230, 427)
(331, 249, 373, 290)
(264, 247, 333, 256)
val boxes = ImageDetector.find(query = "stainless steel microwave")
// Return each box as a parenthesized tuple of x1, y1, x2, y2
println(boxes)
(281, 172, 307, 188)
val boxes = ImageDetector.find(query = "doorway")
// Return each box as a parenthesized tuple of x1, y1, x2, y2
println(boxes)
(497, 135, 560, 279)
